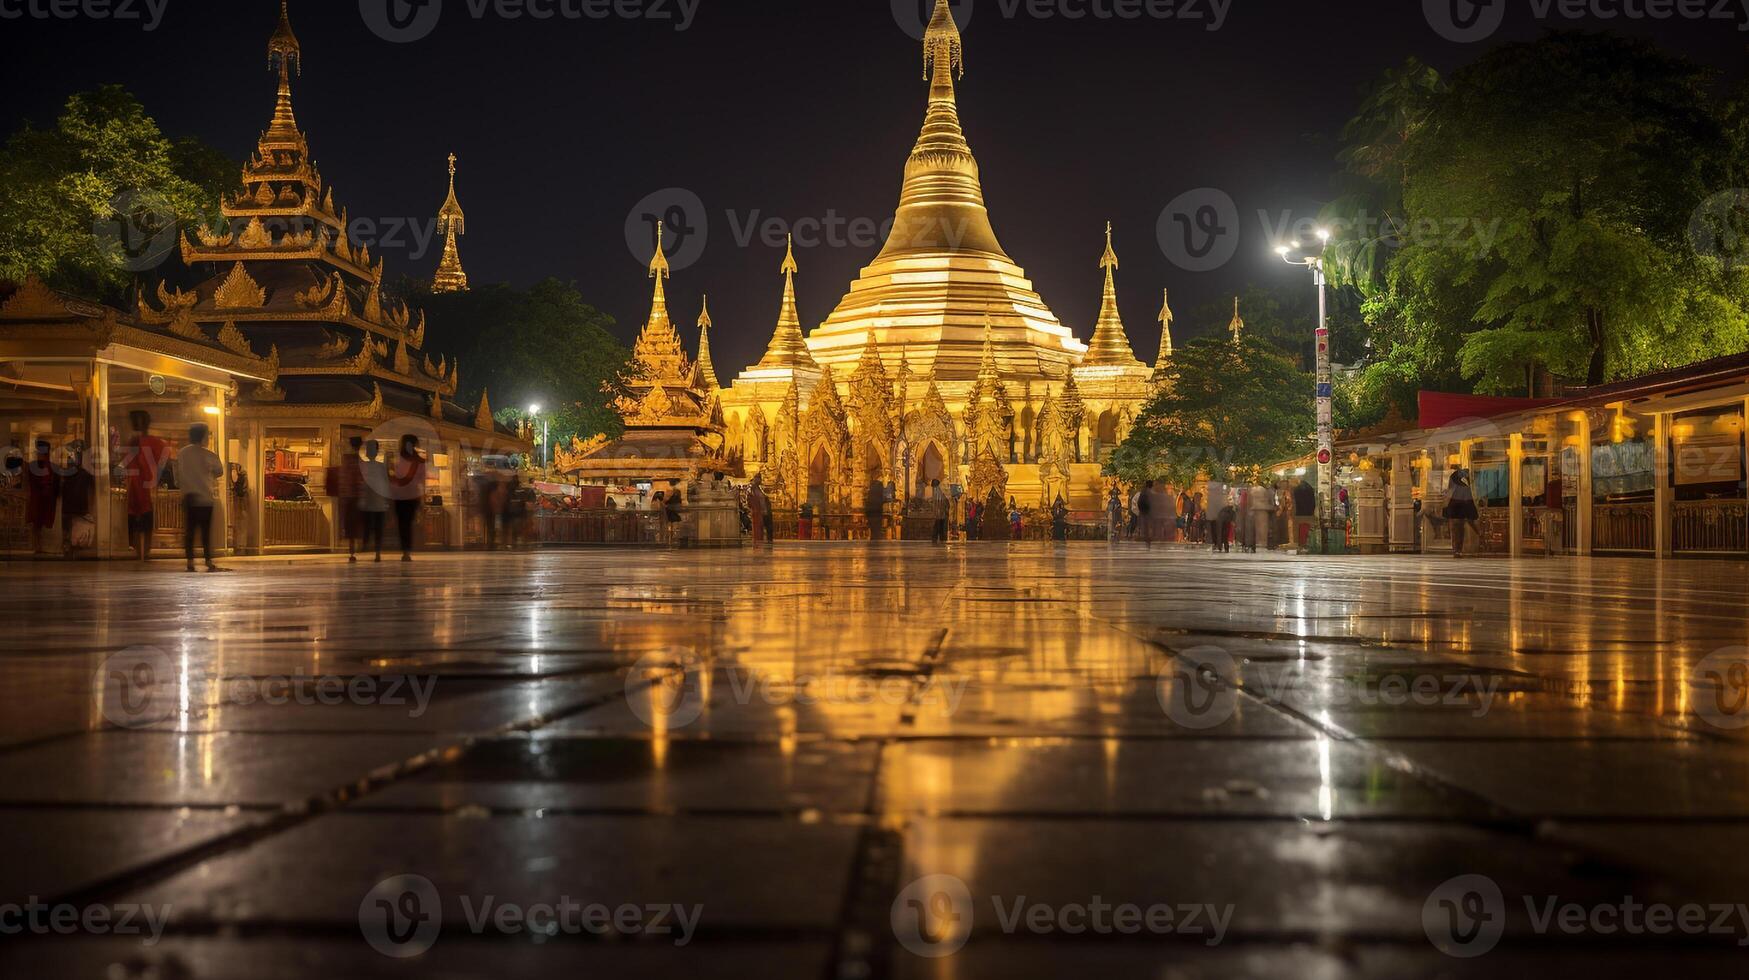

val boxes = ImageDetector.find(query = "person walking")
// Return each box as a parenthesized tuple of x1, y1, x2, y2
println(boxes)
(927, 479, 948, 545)
(23, 439, 59, 556)
(1542, 467, 1564, 556)
(664, 479, 685, 545)
(339, 437, 365, 562)
(1051, 497, 1069, 542)
(1206, 478, 1233, 553)
(1446, 466, 1481, 558)
(359, 439, 389, 562)
(748, 476, 770, 545)
(122, 411, 171, 562)
(60, 443, 95, 556)
(1248, 478, 1275, 554)
(1137, 480, 1156, 548)
(1293, 477, 1316, 551)
(174, 423, 227, 573)
(1157, 482, 1180, 543)
(1008, 498, 1023, 540)
(865, 476, 886, 542)
(1106, 488, 1124, 544)
(389, 434, 426, 562)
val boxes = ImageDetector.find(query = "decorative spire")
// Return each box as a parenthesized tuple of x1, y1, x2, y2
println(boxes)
(978, 310, 999, 380)
(433, 153, 469, 293)
(631, 221, 691, 384)
(1156, 288, 1175, 364)
(756, 235, 817, 370)
(1229, 296, 1245, 343)
(265, 0, 302, 141)
(696, 295, 720, 392)
(1082, 222, 1143, 369)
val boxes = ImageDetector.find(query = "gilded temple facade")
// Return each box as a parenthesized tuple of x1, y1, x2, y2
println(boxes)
(714, 0, 1163, 512)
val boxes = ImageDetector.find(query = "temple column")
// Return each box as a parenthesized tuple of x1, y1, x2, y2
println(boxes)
(1654, 412, 1673, 559)
(1575, 411, 1593, 557)
(91, 362, 115, 557)
(1508, 431, 1525, 558)
(210, 383, 231, 555)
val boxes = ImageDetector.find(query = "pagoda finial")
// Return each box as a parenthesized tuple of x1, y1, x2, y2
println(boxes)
(264, 1, 302, 139)
(1156, 288, 1175, 364)
(1083, 222, 1143, 369)
(649, 220, 671, 280)
(757, 236, 816, 370)
(696, 296, 720, 392)
(923, 0, 964, 81)
(1229, 295, 1244, 343)
(433, 153, 468, 293)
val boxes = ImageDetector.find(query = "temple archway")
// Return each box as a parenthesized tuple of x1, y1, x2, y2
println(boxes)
(917, 442, 946, 492)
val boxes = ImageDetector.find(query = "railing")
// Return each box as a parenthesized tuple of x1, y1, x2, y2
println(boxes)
(1673, 498, 1748, 554)
(1595, 502, 1654, 552)
(531, 509, 660, 545)
(264, 500, 328, 549)
(1476, 507, 1512, 554)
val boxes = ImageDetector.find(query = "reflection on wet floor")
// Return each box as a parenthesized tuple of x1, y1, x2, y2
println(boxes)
(0, 545, 1746, 976)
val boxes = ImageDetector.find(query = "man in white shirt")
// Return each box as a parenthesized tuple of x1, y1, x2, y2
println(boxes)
(173, 423, 227, 572)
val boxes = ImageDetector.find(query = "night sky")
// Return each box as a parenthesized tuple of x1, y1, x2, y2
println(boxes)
(3, 0, 1746, 382)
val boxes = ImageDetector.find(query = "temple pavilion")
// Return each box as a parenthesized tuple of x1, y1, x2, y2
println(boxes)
(123, 1, 524, 551)
(707, 0, 1166, 512)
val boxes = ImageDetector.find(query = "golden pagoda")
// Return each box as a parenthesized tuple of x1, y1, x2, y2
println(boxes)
(559, 224, 731, 484)
(710, 0, 1160, 511)
(1151, 288, 1177, 389)
(433, 153, 469, 293)
(133, 1, 522, 551)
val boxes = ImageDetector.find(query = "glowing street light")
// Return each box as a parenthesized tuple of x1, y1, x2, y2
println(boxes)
(1278, 230, 1336, 553)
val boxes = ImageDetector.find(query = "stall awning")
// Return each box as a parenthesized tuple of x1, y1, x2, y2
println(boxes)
(1417, 391, 1561, 430)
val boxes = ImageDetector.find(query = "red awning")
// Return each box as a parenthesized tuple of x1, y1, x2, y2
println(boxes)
(1416, 391, 1561, 430)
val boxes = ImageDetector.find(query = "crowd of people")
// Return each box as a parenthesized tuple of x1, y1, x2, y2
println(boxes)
(1107, 475, 1322, 554)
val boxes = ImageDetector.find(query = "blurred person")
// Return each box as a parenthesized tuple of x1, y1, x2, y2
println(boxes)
(23, 439, 59, 556)
(339, 437, 365, 563)
(1446, 466, 1481, 558)
(359, 440, 389, 562)
(123, 411, 171, 561)
(174, 423, 226, 573)
(389, 434, 426, 562)
(927, 479, 948, 544)
(1206, 478, 1233, 554)
(60, 443, 96, 556)
(1247, 478, 1275, 554)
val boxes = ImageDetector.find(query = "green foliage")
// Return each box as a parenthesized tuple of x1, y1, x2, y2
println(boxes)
(0, 86, 231, 303)
(411, 278, 630, 449)
(1326, 34, 1749, 400)
(1107, 335, 1313, 485)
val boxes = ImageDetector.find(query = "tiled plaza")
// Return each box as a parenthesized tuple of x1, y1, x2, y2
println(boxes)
(2, 544, 1747, 977)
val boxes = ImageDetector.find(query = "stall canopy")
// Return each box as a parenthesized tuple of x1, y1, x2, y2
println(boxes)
(1417, 392, 1562, 430)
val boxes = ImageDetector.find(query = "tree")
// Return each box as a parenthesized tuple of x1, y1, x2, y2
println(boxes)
(412, 278, 630, 449)
(0, 86, 231, 303)
(1325, 35, 1749, 401)
(1108, 335, 1313, 486)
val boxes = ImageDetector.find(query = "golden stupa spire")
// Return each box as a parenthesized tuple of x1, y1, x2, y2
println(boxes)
(1229, 296, 1245, 343)
(265, 0, 302, 141)
(696, 295, 720, 391)
(433, 153, 469, 293)
(1083, 222, 1143, 369)
(1156, 288, 1175, 365)
(756, 235, 817, 370)
(923, 0, 964, 81)
(631, 221, 690, 384)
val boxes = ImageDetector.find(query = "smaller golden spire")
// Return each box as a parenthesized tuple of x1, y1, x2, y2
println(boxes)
(696, 295, 720, 391)
(1229, 296, 1245, 343)
(264, 0, 302, 140)
(1156, 288, 1175, 364)
(433, 153, 468, 293)
(1083, 222, 1143, 369)
(757, 235, 816, 370)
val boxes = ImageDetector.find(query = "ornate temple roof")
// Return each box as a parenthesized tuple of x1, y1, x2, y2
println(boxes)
(802, 0, 1085, 382)
(696, 295, 720, 392)
(757, 237, 817, 371)
(131, 1, 505, 437)
(1081, 222, 1145, 370)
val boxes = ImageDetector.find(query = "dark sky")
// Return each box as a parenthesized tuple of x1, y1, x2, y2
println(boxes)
(4, 0, 1747, 390)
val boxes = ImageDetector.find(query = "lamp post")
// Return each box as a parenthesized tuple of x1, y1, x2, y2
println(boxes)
(1277, 230, 1335, 553)
(528, 404, 549, 474)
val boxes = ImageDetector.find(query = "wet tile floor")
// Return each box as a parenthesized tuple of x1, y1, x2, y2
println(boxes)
(1, 544, 1747, 978)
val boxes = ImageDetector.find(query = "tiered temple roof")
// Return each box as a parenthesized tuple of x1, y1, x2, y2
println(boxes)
(135, 1, 494, 431)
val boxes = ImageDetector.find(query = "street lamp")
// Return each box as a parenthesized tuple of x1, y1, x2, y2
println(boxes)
(1278, 230, 1336, 553)
(527, 404, 549, 473)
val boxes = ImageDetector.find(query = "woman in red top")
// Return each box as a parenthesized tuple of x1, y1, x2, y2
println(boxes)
(389, 434, 426, 562)
(123, 411, 171, 561)
(24, 440, 60, 555)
